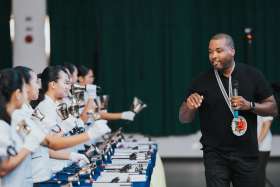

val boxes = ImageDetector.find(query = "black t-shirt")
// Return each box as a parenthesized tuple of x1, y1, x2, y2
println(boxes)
(186, 63, 272, 156)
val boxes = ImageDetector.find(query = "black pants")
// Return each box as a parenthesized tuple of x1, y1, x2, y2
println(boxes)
(257, 151, 270, 187)
(203, 149, 258, 187)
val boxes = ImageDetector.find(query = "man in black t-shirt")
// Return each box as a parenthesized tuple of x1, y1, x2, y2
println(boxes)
(179, 33, 278, 187)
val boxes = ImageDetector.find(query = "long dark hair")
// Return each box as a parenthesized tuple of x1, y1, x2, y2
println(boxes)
(77, 65, 91, 77)
(31, 65, 64, 108)
(0, 68, 24, 124)
(14, 66, 33, 84)
(64, 63, 77, 75)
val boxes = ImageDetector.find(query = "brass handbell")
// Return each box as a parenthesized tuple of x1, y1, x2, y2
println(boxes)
(79, 163, 96, 175)
(70, 84, 86, 95)
(75, 91, 85, 107)
(68, 104, 80, 119)
(57, 103, 69, 120)
(96, 85, 102, 95)
(71, 84, 86, 107)
(31, 108, 45, 121)
(130, 97, 147, 114)
(100, 95, 110, 110)
(94, 97, 102, 112)
(85, 145, 99, 158)
(16, 120, 31, 138)
(68, 96, 80, 118)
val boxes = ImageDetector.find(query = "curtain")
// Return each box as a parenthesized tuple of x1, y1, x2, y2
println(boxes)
(0, 0, 12, 69)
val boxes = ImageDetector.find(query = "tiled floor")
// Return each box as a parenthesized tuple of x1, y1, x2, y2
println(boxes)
(163, 158, 280, 187)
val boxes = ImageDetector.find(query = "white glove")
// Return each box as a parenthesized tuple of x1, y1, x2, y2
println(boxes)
(87, 120, 111, 140)
(69, 152, 90, 164)
(86, 124, 104, 140)
(121, 111, 135, 121)
(94, 120, 111, 134)
(86, 84, 97, 98)
(78, 158, 90, 167)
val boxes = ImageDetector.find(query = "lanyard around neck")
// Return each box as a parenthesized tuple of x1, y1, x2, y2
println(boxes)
(214, 63, 235, 116)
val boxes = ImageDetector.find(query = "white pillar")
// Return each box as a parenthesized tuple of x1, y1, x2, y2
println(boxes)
(12, 0, 48, 73)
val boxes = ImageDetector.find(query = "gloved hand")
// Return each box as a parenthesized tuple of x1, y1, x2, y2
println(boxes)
(86, 124, 104, 140)
(86, 120, 111, 140)
(86, 84, 97, 98)
(78, 158, 90, 167)
(69, 152, 90, 164)
(94, 120, 111, 134)
(121, 111, 135, 121)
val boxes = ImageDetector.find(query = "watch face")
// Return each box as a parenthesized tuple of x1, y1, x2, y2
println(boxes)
(252, 102, 256, 111)
(250, 102, 255, 111)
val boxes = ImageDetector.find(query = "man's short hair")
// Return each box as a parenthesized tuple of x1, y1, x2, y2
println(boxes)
(211, 33, 235, 49)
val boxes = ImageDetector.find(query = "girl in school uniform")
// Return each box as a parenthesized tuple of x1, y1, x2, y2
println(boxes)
(0, 68, 44, 187)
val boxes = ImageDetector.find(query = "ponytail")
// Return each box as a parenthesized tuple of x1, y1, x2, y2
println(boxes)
(0, 69, 24, 124)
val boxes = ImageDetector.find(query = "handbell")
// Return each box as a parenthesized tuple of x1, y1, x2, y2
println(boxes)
(85, 145, 99, 158)
(100, 95, 110, 110)
(32, 108, 45, 121)
(57, 103, 69, 120)
(68, 104, 80, 118)
(75, 91, 85, 107)
(71, 84, 86, 107)
(68, 97, 80, 118)
(94, 97, 102, 112)
(130, 97, 147, 114)
(70, 84, 86, 95)
(16, 120, 31, 138)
